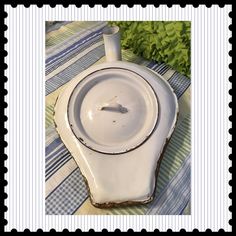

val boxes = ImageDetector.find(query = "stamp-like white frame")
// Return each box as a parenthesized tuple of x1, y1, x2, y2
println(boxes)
(4, 5, 231, 231)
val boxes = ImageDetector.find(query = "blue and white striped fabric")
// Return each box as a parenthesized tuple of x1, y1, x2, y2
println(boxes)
(147, 63, 190, 99)
(146, 154, 191, 215)
(46, 45, 105, 95)
(147, 61, 171, 75)
(46, 29, 104, 74)
(168, 72, 190, 98)
(45, 137, 73, 181)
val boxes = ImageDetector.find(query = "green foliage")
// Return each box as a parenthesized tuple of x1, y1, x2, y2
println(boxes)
(109, 21, 191, 78)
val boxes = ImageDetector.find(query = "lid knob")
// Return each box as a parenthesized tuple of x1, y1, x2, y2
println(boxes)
(100, 102, 128, 114)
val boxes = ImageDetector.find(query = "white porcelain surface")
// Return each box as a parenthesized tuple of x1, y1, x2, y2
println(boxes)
(68, 68, 158, 154)
(103, 26, 122, 62)
(54, 61, 178, 205)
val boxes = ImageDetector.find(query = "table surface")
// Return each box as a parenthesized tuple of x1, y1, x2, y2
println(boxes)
(45, 21, 191, 215)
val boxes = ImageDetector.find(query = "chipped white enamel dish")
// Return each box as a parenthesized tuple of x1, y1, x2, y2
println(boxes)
(54, 26, 178, 207)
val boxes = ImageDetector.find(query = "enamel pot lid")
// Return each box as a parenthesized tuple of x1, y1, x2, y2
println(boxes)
(68, 68, 158, 154)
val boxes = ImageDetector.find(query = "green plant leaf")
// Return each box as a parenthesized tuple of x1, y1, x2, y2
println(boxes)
(109, 21, 191, 78)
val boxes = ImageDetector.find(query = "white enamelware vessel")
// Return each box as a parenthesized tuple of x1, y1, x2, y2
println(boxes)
(54, 26, 178, 207)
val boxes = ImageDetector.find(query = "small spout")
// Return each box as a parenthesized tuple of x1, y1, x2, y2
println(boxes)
(103, 26, 122, 62)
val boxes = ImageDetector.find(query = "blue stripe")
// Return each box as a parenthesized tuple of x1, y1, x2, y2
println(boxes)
(46, 137, 62, 156)
(158, 65, 170, 75)
(146, 61, 156, 68)
(154, 63, 167, 74)
(168, 71, 190, 98)
(147, 62, 168, 76)
(148, 61, 190, 98)
(46, 148, 68, 168)
(46, 157, 73, 181)
(46, 148, 69, 170)
(45, 44, 105, 95)
(46, 155, 72, 180)
(46, 144, 65, 162)
(46, 152, 71, 176)
(46, 36, 103, 75)
(46, 26, 105, 65)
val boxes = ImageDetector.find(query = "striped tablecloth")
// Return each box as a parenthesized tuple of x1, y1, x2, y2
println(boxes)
(45, 21, 191, 215)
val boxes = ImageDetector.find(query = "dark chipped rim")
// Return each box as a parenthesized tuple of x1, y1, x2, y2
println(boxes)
(89, 118, 178, 209)
(52, 65, 179, 209)
(52, 96, 178, 209)
(66, 67, 160, 155)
